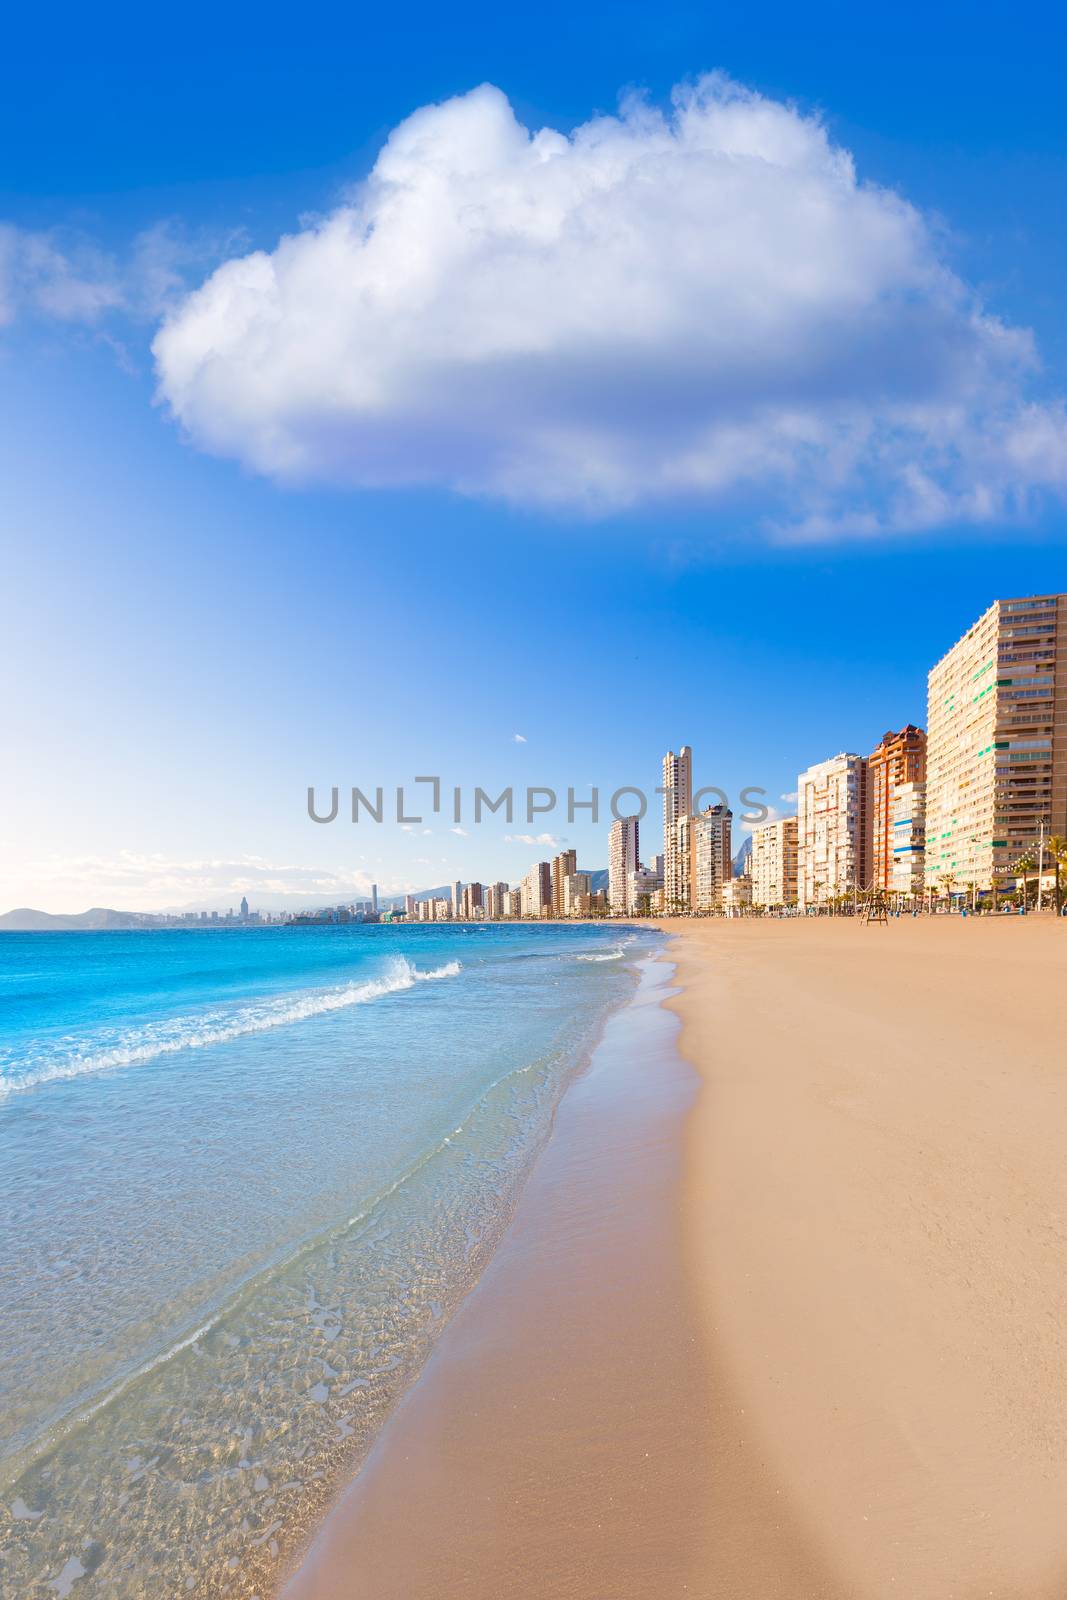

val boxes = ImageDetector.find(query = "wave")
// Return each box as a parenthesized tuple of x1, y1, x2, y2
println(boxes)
(0, 958, 461, 1098)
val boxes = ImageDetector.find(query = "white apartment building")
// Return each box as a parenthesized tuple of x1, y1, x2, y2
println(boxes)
(562, 871, 592, 916)
(750, 816, 798, 907)
(721, 875, 752, 914)
(691, 805, 732, 912)
(608, 815, 640, 913)
(662, 747, 693, 912)
(630, 864, 663, 914)
(520, 862, 551, 917)
(797, 753, 868, 909)
(889, 782, 925, 899)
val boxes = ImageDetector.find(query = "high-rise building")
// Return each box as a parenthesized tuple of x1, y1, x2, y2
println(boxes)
(562, 871, 592, 916)
(691, 804, 732, 912)
(867, 726, 927, 897)
(452, 880, 462, 919)
(889, 782, 926, 899)
(750, 816, 799, 908)
(926, 595, 1067, 894)
(608, 816, 640, 913)
(239, 896, 249, 919)
(462, 882, 484, 919)
(668, 812, 694, 913)
(797, 753, 868, 908)
(505, 888, 522, 918)
(551, 850, 577, 916)
(662, 747, 693, 912)
(370, 883, 378, 914)
(521, 861, 552, 918)
(629, 863, 663, 914)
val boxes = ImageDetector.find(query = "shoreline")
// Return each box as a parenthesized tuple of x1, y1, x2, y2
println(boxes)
(279, 947, 717, 1599)
(278, 915, 1067, 1600)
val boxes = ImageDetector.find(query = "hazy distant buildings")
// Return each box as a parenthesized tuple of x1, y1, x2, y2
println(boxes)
(926, 594, 1067, 894)
(691, 804, 732, 912)
(750, 816, 798, 908)
(868, 726, 927, 897)
(662, 747, 693, 912)
(608, 816, 640, 913)
(797, 753, 867, 909)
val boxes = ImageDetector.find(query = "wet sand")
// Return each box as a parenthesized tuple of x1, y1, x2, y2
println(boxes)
(282, 917, 1067, 1600)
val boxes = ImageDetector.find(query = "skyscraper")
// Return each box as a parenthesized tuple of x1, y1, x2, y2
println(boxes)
(926, 595, 1067, 895)
(867, 727, 926, 897)
(521, 861, 552, 917)
(797, 753, 868, 908)
(608, 815, 640, 913)
(662, 746, 693, 912)
(691, 805, 732, 912)
(370, 883, 378, 914)
(452, 880, 462, 919)
(551, 849, 577, 916)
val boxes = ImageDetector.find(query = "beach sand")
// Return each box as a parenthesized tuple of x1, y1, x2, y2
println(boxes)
(282, 917, 1067, 1600)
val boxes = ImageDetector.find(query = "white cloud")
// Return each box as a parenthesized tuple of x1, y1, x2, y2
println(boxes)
(505, 832, 560, 848)
(153, 74, 1067, 533)
(513, 733, 527, 743)
(0, 219, 245, 333)
(780, 790, 798, 803)
(451, 825, 469, 836)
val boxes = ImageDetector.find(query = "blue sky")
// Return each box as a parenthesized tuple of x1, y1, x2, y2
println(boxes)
(3, 1, 1067, 911)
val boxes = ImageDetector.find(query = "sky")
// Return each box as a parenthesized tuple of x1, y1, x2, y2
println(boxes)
(3, 0, 1067, 912)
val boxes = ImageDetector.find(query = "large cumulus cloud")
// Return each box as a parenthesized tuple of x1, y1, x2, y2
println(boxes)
(152, 74, 1067, 531)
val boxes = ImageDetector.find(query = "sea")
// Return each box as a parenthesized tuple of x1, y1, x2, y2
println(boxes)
(0, 921, 660, 1598)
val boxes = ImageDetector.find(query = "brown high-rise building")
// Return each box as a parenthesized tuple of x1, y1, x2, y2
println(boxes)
(551, 849, 577, 916)
(926, 595, 1067, 893)
(867, 726, 927, 896)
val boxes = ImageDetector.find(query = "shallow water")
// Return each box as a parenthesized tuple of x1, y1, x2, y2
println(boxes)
(0, 922, 656, 1597)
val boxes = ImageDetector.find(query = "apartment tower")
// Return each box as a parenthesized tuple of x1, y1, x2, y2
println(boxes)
(551, 849, 578, 916)
(925, 594, 1067, 893)
(608, 815, 640, 914)
(750, 816, 799, 907)
(867, 726, 927, 897)
(797, 753, 868, 909)
(662, 746, 693, 912)
(691, 804, 732, 912)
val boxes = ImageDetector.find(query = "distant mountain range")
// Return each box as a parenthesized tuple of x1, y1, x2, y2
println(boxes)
(1, 869, 613, 931)
(0, 907, 160, 932)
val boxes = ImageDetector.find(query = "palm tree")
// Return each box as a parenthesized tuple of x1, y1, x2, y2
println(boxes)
(1047, 835, 1067, 914)
(937, 872, 957, 911)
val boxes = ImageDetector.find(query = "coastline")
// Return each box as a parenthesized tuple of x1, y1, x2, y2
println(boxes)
(279, 948, 725, 1599)
(280, 914, 1067, 1600)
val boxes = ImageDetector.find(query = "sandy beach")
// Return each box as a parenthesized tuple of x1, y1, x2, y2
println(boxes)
(282, 916, 1067, 1600)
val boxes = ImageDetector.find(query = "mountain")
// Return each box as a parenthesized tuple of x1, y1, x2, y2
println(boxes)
(0, 907, 155, 931)
(731, 837, 752, 876)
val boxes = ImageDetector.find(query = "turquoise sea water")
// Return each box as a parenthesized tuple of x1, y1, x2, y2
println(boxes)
(0, 922, 657, 1597)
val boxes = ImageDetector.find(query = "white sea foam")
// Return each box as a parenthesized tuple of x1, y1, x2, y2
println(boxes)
(0, 958, 461, 1098)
